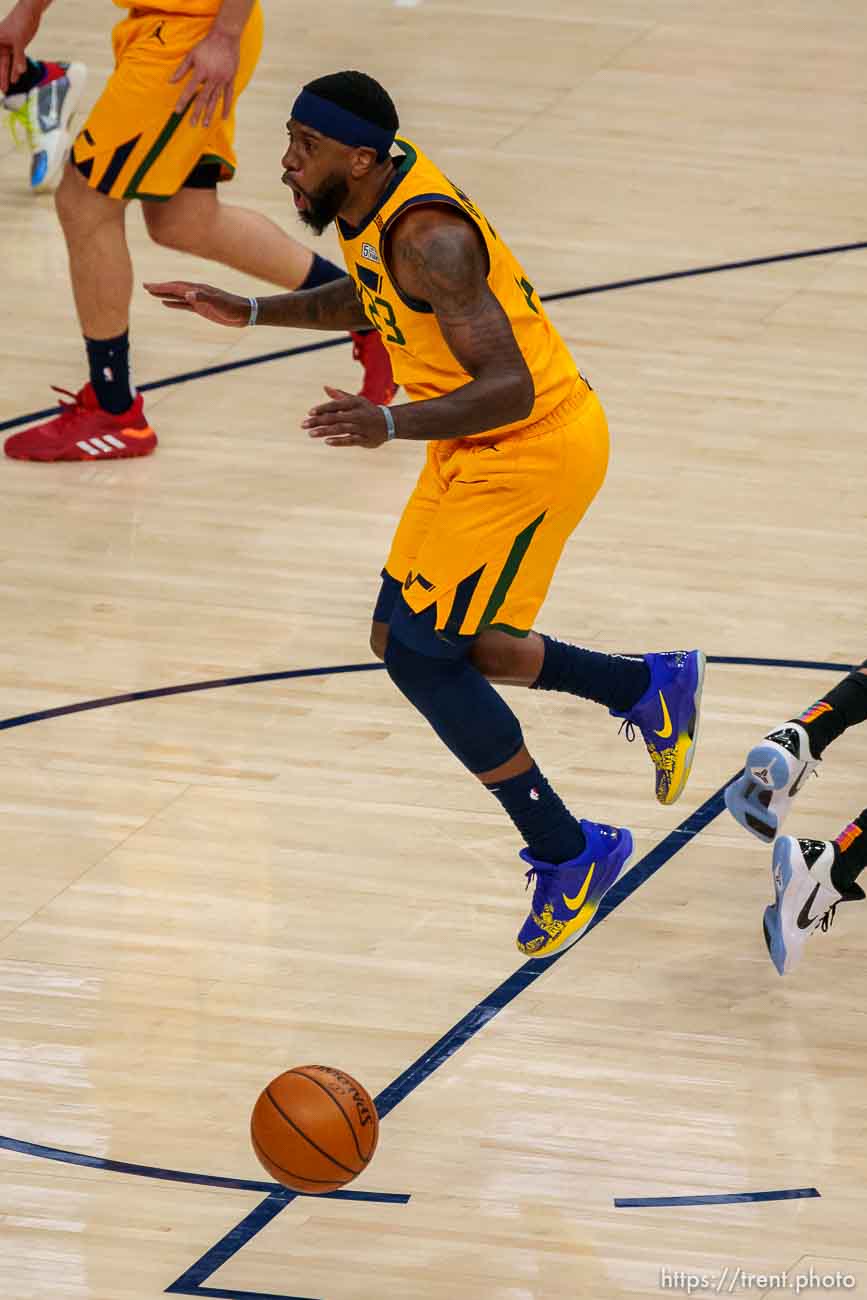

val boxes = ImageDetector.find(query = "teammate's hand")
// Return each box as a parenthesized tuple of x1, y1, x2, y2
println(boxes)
(0, 2, 42, 95)
(303, 388, 394, 449)
(143, 280, 252, 327)
(170, 27, 240, 127)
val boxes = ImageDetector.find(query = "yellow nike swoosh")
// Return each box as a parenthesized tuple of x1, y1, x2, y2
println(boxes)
(562, 864, 595, 912)
(654, 690, 673, 740)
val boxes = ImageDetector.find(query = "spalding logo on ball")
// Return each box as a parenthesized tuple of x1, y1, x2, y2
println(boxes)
(251, 1065, 379, 1193)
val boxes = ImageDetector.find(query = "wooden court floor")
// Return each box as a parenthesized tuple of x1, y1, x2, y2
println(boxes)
(1, 1, 866, 1297)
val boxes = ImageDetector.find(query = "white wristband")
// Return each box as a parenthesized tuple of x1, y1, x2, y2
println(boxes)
(380, 404, 396, 440)
(247, 297, 259, 327)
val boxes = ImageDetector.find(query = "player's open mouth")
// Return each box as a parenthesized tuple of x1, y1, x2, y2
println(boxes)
(284, 178, 310, 212)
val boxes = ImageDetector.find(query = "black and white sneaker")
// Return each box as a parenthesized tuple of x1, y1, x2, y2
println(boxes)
(764, 836, 864, 975)
(4, 61, 87, 193)
(724, 722, 818, 842)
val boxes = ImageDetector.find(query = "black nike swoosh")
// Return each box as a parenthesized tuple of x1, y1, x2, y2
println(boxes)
(797, 883, 824, 930)
(789, 761, 810, 798)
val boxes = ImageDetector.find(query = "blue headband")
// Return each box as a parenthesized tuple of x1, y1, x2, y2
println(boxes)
(291, 89, 395, 162)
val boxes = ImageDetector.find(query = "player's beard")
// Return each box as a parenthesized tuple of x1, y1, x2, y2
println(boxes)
(298, 174, 350, 236)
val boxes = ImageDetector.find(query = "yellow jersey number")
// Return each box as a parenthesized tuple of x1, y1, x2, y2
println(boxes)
(357, 282, 406, 347)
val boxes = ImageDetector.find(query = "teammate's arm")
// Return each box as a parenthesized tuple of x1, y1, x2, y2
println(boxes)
(171, 0, 256, 127)
(144, 275, 370, 331)
(0, 0, 52, 94)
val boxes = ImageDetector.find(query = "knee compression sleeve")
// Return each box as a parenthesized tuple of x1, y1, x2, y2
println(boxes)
(384, 633, 524, 774)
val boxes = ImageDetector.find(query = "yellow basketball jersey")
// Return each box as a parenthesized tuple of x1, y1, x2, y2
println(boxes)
(336, 138, 586, 441)
(112, 0, 221, 15)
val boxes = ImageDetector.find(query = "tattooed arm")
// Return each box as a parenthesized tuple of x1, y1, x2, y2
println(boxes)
(385, 206, 535, 440)
(144, 272, 370, 331)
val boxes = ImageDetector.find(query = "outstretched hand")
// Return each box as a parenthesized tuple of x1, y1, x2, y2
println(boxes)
(143, 280, 252, 327)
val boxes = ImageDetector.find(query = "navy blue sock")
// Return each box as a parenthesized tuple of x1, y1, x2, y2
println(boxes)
(85, 332, 134, 414)
(532, 635, 650, 713)
(6, 58, 45, 96)
(299, 253, 348, 291)
(486, 763, 586, 865)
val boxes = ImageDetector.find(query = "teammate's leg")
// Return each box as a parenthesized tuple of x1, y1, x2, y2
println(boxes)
(726, 660, 867, 842)
(142, 182, 395, 405)
(142, 184, 318, 293)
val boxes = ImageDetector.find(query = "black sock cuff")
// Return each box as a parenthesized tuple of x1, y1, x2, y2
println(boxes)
(299, 253, 347, 292)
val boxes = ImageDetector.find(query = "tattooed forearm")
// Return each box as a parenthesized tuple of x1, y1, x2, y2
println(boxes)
(256, 274, 370, 330)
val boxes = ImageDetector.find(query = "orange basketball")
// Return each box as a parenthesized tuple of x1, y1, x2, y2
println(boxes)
(250, 1065, 379, 1194)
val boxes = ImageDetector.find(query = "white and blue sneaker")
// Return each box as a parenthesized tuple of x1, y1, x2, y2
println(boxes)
(763, 836, 864, 976)
(4, 61, 87, 193)
(725, 723, 818, 843)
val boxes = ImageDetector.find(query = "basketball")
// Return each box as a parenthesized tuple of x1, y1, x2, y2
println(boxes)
(250, 1065, 379, 1194)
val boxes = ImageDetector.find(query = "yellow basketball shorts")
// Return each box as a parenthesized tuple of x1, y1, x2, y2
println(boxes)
(383, 385, 610, 642)
(70, 3, 263, 201)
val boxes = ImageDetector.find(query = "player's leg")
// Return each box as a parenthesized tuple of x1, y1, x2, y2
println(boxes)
(469, 629, 705, 807)
(5, 155, 155, 461)
(381, 607, 633, 959)
(762, 809, 867, 976)
(142, 179, 321, 297)
(726, 660, 867, 842)
(143, 183, 394, 404)
(372, 394, 634, 957)
(140, 15, 395, 405)
(3, 55, 87, 192)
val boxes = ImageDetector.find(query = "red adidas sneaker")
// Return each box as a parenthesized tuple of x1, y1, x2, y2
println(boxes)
(4, 384, 157, 462)
(350, 330, 398, 405)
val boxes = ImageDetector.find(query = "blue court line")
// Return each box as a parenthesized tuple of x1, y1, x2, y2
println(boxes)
(375, 780, 728, 1120)
(615, 1188, 820, 1208)
(0, 1135, 408, 1203)
(0, 655, 846, 1299)
(0, 654, 852, 735)
(2, 238, 865, 434)
(164, 1193, 311, 1300)
(0, 663, 385, 732)
(0, 337, 348, 434)
(161, 780, 731, 1299)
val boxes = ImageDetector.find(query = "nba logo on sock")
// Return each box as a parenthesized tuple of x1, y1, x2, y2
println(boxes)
(529, 788, 540, 801)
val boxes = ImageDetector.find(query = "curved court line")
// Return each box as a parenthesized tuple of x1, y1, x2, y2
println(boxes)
(0, 1135, 408, 1204)
(0, 654, 854, 734)
(0, 662, 384, 732)
(615, 1188, 820, 1208)
(0, 654, 849, 1298)
(2, 238, 866, 434)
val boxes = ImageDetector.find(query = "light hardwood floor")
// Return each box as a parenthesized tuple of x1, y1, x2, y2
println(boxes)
(1, 2, 866, 1297)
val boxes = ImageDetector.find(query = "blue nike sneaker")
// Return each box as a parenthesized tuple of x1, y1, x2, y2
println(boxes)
(611, 650, 706, 805)
(517, 820, 634, 958)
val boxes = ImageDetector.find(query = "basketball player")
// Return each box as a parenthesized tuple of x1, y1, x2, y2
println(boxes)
(726, 661, 867, 974)
(146, 70, 706, 958)
(0, 1, 394, 462)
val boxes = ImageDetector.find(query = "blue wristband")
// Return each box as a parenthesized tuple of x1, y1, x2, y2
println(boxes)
(247, 297, 259, 326)
(379, 405, 396, 440)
